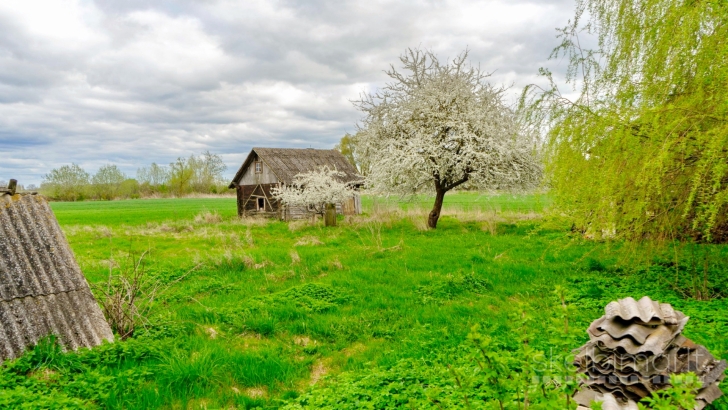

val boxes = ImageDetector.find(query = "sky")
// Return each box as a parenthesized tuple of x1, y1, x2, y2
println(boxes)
(0, 0, 577, 186)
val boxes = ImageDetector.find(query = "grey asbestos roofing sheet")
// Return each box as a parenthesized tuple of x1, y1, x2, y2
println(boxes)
(0, 193, 113, 362)
(605, 296, 680, 325)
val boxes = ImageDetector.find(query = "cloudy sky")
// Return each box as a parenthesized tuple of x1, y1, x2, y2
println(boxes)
(0, 0, 576, 185)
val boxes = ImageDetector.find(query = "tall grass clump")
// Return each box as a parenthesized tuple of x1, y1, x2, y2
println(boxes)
(193, 210, 223, 224)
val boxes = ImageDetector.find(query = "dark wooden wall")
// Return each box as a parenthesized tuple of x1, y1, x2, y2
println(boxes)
(236, 183, 280, 217)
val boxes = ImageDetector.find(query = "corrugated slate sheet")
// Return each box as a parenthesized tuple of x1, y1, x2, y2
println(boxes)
(230, 147, 362, 187)
(0, 192, 113, 362)
(574, 297, 725, 410)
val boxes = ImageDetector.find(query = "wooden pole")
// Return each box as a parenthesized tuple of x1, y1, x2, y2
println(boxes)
(8, 179, 17, 195)
(324, 203, 336, 227)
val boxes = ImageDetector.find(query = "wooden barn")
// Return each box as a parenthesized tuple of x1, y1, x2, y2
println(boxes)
(228, 148, 362, 219)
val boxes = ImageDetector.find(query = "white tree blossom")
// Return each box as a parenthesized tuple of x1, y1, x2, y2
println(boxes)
(271, 166, 359, 217)
(355, 48, 542, 228)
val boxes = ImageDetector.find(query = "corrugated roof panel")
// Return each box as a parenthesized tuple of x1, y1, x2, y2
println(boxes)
(605, 296, 679, 325)
(0, 193, 113, 362)
(0, 195, 85, 299)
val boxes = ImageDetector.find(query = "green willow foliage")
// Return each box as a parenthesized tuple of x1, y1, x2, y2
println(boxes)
(521, 0, 728, 242)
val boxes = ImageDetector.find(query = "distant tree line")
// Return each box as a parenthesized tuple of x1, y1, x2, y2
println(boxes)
(39, 151, 229, 201)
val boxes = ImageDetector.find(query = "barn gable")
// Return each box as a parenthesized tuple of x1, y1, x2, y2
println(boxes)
(0, 190, 114, 362)
(234, 151, 280, 186)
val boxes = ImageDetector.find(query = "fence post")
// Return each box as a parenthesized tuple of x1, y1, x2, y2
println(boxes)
(324, 203, 336, 227)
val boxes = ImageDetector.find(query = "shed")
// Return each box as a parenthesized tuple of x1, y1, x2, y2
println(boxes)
(0, 185, 113, 362)
(228, 148, 362, 219)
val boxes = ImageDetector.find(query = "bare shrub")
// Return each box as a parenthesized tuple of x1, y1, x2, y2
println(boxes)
(356, 220, 401, 253)
(93, 251, 199, 339)
(481, 220, 498, 235)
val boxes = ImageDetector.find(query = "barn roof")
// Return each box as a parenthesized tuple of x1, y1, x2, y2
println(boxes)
(229, 147, 361, 188)
(0, 191, 113, 362)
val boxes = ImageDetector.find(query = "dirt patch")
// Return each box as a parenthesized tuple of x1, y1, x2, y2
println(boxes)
(329, 258, 343, 270)
(265, 270, 296, 283)
(29, 368, 59, 383)
(290, 250, 301, 264)
(341, 342, 367, 357)
(205, 327, 218, 339)
(293, 335, 317, 347)
(245, 386, 268, 399)
(236, 332, 266, 350)
(309, 360, 328, 386)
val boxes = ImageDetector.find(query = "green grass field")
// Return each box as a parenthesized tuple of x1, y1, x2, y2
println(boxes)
(1, 194, 726, 409)
(50, 197, 239, 226)
(49, 192, 549, 226)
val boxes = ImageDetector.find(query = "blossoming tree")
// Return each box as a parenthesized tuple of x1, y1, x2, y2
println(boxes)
(271, 166, 358, 225)
(355, 48, 542, 228)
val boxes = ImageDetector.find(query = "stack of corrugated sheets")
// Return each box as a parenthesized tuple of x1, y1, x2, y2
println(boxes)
(574, 297, 726, 409)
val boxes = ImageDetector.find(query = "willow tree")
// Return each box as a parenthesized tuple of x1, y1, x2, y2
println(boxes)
(356, 49, 542, 228)
(521, 0, 728, 242)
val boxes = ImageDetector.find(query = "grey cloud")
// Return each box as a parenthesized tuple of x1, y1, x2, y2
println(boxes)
(0, 0, 577, 185)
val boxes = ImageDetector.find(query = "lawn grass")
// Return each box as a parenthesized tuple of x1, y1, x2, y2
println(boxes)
(1, 194, 725, 409)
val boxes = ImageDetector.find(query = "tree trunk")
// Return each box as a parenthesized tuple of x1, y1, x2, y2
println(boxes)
(324, 203, 337, 227)
(428, 188, 446, 228)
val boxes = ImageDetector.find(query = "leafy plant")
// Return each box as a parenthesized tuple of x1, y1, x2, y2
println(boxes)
(638, 373, 702, 410)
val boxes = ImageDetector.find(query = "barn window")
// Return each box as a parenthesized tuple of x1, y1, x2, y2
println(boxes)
(254, 162, 262, 173)
(257, 197, 265, 210)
